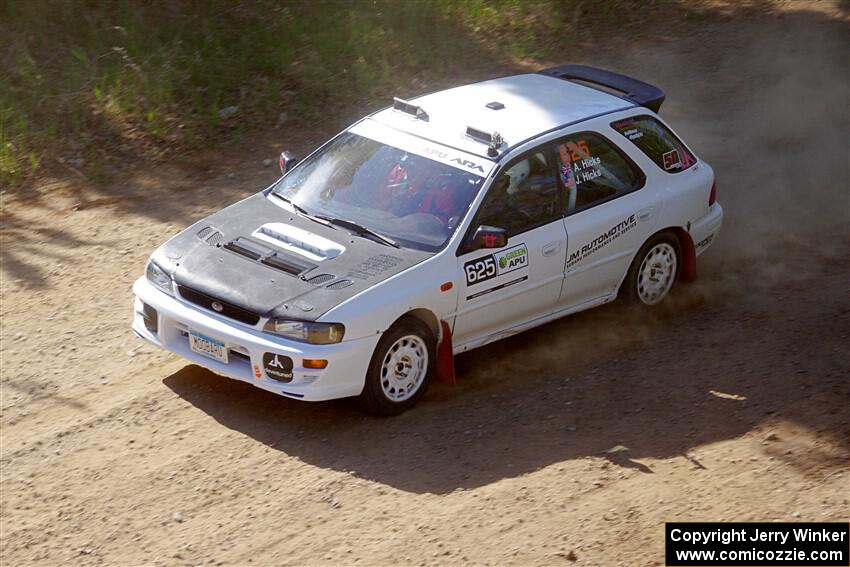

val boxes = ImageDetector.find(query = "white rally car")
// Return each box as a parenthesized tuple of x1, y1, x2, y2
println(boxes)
(133, 65, 722, 414)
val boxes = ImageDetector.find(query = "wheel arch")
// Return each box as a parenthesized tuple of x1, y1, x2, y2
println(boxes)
(389, 308, 456, 386)
(618, 226, 697, 296)
(399, 308, 441, 341)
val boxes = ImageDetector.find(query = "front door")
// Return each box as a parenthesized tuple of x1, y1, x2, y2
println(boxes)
(453, 148, 567, 348)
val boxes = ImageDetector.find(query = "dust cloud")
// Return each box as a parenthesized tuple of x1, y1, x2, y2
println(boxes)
(458, 5, 850, 383)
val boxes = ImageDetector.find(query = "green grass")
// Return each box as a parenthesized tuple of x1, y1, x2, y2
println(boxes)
(0, 0, 683, 188)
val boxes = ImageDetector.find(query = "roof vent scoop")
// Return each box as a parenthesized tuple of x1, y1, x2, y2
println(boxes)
(393, 97, 429, 121)
(466, 126, 505, 157)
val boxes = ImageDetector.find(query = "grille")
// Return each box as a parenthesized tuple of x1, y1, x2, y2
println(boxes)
(306, 273, 335, 285)
(196, 226, 213, 240)
(326, 279, 354, 290)
(177, 285, 260, 325)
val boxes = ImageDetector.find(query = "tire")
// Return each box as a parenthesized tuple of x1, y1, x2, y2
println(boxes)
(359, 316, 435, 416)
(622, 231, 681, 306)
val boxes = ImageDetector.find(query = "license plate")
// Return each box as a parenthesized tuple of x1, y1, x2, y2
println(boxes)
(188, 330, 228, 364)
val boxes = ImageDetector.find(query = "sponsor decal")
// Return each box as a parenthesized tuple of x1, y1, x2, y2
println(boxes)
(567, 214, 637, 270)
(622, 127, 644, 141)
(450, 157, 486, 173)
(696, 234, 714, 249)
(422, 146, 485, 173)
(663, 149, 682, 170)
(422, 146, 448, 160)
(464, 243, 529, 286)
(253, 364, 262, 379)
(466, 276, 528, 300)
(263, 353, 294, 382)
(421, 147, 487, 173)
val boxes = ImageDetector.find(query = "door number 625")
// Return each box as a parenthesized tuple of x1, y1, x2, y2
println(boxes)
(465, 256, 497, 285)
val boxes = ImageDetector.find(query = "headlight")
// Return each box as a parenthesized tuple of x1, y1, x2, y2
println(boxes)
(264, 320, 345, 344)
(145, 260, 174, 296)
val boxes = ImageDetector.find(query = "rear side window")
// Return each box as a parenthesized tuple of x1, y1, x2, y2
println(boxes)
(610, 115, 696, 173)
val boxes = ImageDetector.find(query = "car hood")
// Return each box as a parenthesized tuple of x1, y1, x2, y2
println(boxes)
(153, 192, 432, 322)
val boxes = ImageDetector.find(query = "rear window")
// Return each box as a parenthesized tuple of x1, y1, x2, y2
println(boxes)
(610, 115, 696, 173)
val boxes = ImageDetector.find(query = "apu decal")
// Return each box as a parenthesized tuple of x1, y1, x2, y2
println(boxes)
(464, 243, 529, 286)
(422, 146, 448, 160)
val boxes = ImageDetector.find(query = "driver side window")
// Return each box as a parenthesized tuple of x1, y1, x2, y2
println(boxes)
(476, 149, 560, 236)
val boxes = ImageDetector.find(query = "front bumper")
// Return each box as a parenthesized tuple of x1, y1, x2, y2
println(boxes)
(132, 277, 378, 401)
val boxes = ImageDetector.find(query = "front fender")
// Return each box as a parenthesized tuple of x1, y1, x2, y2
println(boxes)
(321, 252, 458, 341)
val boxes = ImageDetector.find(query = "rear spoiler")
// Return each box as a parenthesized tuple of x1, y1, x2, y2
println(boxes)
(538, 64, 666, 113)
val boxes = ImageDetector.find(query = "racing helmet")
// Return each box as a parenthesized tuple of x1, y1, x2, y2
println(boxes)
(505, 159, 530, 195)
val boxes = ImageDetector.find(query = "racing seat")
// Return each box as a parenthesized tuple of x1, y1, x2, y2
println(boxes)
(416, 175, 471, 226)
(376, 162, 428, 215)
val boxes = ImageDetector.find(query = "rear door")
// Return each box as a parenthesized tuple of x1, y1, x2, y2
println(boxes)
(453, 147, 567, 348)
(553, 131, 652, 308)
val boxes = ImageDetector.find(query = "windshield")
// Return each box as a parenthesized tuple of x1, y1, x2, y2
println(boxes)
(271, 132, 485, 251)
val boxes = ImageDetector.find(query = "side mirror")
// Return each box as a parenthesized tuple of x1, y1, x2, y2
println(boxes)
(279, 151, 299, 175)
(471, 225, 508, 250)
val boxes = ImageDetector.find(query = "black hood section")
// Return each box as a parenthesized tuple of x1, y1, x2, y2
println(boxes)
(157, 193, 431, 322)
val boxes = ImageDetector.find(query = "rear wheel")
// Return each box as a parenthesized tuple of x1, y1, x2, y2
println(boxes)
(359, 317, 434, 415)
(623, 232, 681, 306)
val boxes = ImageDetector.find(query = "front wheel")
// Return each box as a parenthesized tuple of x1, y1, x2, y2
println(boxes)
(623, 232, 681, 306)
(359, 317, 435, 415)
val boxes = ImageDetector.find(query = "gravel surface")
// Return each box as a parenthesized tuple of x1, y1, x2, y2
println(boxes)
(2, 2, 848, 565)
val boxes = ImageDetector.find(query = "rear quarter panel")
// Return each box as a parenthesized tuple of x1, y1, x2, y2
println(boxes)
(598, 111, 716, 248)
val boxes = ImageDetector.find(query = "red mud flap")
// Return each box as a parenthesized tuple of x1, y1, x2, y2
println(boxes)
(675, 228, 698, 282)
(435, 320, 456, 385)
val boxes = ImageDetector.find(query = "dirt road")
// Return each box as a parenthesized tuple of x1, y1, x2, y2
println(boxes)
(2, 2, 848, 566)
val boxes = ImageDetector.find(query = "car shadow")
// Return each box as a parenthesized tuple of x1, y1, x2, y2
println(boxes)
(163, 278, 850, 494)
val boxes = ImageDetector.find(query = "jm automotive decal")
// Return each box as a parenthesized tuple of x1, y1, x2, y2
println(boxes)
(464, 243, 529, 288)
(566, 213, 637, 270)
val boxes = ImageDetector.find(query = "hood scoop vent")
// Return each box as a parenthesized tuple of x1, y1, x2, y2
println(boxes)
(252, 222, 344, 262)
(223, 237, 316, 276)
(305, 273, 335, 286)
(326, 279, 354, 290)
(223, 237, 266, 260)
(197, 226, 224, 246)
(261, 253, 314, 276)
